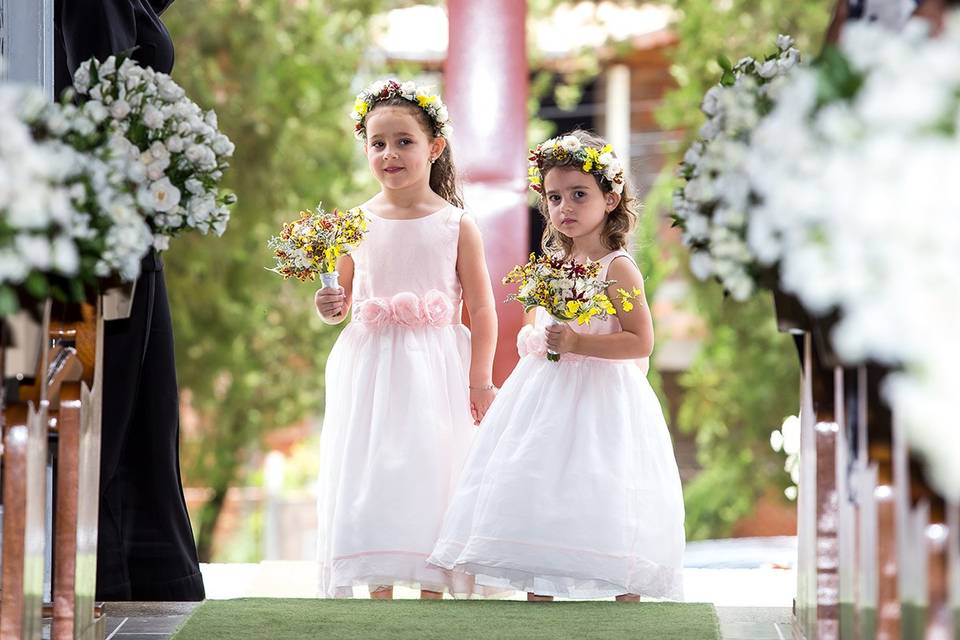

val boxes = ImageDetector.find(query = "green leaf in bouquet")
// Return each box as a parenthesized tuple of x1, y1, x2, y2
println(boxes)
(720, 71, 736, 87)
(717, 54, 733, 72)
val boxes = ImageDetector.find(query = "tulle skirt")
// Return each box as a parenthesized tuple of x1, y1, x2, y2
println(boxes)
(428, 353, 685, 599)
(316, 322, 481, 597)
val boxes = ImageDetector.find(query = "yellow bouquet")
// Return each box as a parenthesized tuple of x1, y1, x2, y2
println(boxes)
(267, 204, 367, 287)
(503, 253, 635, 361)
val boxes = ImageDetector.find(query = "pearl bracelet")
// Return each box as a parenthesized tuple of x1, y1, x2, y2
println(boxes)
(469, 384, 496, 391)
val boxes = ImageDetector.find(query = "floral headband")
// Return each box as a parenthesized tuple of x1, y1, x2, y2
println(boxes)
(528, 135, 625, 195)
(350, 78, 452, 141)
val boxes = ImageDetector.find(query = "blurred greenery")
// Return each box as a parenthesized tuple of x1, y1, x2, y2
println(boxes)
(162, 0, 386, 561)
(651, 0, 832, 538)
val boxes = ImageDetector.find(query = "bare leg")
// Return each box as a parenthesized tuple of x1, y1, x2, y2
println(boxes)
(527, 592, 554, 602)
(370, 585, 393, 600)
(420, 589, 443, 600)
(616, 594, 641, 603)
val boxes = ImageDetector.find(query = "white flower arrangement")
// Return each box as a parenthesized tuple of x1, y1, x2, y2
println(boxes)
(69, 54, 236, 248)
(674, 35, 803, 300)
(351, 78, 452, 140)
(0, 83, 151, 315)
(744, 16, 960, 500)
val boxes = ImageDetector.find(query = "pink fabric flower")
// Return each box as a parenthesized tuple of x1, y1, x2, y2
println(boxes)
(517, 324, 547, 358)
(390, 291, 423, 327)
(354, 298, 393, 328)
(423, 289, 454, 327)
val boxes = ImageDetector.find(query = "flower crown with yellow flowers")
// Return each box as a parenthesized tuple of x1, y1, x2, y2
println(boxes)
(528, 135, 625, 195)
(350, 78, 452, 141)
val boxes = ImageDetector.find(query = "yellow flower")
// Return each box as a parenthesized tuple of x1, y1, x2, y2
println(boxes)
(354, 99, 368, 117)
(416, 94, 437, 108)
(566, 300, 582, 315)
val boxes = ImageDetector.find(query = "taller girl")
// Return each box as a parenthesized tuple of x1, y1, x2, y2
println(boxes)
(314, 79, 498, 599)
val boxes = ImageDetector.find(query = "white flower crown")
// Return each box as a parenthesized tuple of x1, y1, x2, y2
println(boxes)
(528, 135, 625, 195)
(350, 78, 452, 140)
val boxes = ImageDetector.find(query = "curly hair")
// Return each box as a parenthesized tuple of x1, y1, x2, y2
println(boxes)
(537, 129, 637, 258)
(365, 98, 463, 208)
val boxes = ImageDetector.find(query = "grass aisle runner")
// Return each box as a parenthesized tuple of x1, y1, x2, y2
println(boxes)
(171, 599, 721, 640)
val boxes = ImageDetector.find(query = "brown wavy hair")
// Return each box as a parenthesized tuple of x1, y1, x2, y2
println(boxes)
(537, 130, 637, 258)
(365, 98, 463, 208)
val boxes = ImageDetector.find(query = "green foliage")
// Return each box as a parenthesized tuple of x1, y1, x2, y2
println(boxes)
(650, 0, 831, 538)
(162, 0, 385, 560)
(676, 285, 798, 539)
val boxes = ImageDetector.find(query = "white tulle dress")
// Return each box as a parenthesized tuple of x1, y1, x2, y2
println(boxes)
(428, 249, 685, 599)
(316, 203, 480, 597)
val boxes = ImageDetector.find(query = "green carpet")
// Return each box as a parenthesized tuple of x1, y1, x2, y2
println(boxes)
(171, 599, 720, 640)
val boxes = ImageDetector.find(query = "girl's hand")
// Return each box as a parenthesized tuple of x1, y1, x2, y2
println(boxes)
(314, 286, 345, 320)
(545, 323, 578, 355)
(469, 386, 497, 426)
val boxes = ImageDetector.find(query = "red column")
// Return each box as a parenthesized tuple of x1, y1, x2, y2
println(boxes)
(445, 0, 528, 385)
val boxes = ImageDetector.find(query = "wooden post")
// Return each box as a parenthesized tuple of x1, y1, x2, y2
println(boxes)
(49, 300, 106, 640)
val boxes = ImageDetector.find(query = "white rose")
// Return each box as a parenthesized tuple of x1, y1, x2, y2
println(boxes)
(153, 235, 171, 251)
(51, 236, 80, 275)
(45, 110, 70, 136)
(211, 134, 235, 156)
(701, 85, 723, 117)
(72, 116, 96, 136)
(776, 34, 795, 51)
(137, 178, 181, 212)
(84, 100, 109, 123)
(127, 161, 148, 183)
(689, 251, 714, 280)
(185, 178, 205, 195)
(204, 110, 219, 128)
(73, 64, 92, 93)
(778, 48, 800, 72)
(756, 60, 779, 79)
(16, 234, 52, 270)
(109, 99, 131, 120)
(560, 135, 581, 152)
(142, 105, 165, 129)
(400, 81, 417, 97)
(166, 135, 185, 153)
(147, 161, 168, 181)
(158, 77, 185, 102)
(100, 56, 117, 76)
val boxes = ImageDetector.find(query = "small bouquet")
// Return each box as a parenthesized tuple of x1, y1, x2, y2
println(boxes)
(504, 254, 636, 362)
(267, 204, 367, 287)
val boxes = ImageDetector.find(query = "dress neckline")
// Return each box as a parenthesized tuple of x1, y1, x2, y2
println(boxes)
(360, 202, 451, 222)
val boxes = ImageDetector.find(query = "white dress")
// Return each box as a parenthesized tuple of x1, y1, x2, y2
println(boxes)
(316, 204, 480, 597)
(429, 249, 685, 599)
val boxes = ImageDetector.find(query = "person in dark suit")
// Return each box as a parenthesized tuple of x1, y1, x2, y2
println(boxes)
(55, 0, 205, 602)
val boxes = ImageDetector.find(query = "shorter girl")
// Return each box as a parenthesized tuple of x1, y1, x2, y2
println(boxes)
(428, 130, 685, 601)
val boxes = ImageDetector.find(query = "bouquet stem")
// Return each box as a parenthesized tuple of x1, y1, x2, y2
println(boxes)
(547, 316, 562, 362)
(320, 271, 339, 290)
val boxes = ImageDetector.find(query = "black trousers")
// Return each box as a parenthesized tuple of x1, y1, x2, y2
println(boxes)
(96, 251, 204, 601)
